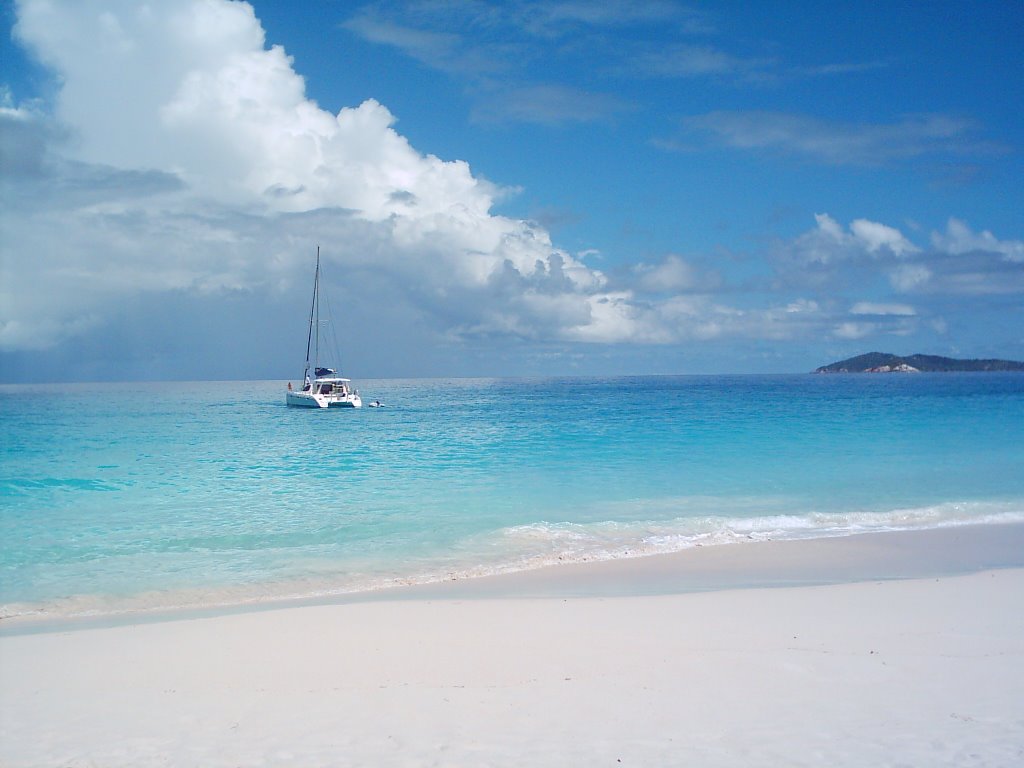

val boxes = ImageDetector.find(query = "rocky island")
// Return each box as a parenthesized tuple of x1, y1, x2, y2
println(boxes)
(815, 352, 1024, 373)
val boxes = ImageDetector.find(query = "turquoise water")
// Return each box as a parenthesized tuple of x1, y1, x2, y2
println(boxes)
(2, 374, 1023, 619)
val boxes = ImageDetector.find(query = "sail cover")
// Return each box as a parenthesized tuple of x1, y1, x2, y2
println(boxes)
(315, 367, 336, 377)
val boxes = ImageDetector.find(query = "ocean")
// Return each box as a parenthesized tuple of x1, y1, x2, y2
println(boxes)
(2, 373, 1023, 621)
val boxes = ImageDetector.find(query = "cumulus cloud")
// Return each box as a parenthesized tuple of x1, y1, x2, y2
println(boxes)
(2, 0, 783, 363)
(2, 0, 636, 356)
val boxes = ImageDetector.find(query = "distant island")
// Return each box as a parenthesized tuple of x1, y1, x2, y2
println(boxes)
(815, 352, 1024, 373)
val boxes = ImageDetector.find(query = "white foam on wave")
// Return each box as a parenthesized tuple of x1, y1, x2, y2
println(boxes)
(492, 499, 1024, 569)
(4, 499, 1023, 626)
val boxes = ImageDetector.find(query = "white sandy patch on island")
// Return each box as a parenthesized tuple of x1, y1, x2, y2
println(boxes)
(1, 529, 1023, 766)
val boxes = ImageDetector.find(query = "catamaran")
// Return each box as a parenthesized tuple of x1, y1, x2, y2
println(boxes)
(286, 248, 362, 408)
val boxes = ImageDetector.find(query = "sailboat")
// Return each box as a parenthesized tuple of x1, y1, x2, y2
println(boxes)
(286, 247, 362, 408)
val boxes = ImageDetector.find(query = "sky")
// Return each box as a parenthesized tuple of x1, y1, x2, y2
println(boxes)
(1, 0, 1022, 383)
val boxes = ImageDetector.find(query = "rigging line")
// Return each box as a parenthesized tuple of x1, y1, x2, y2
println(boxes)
(314, 248, 321, 369)
(319, 262, 346, 373)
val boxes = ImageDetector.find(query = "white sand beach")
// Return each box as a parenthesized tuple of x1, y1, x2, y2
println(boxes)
(2, 526, 1023, 767)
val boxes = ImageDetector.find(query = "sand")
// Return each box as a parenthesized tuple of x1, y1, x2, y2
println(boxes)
(2, 527, 1023, 767)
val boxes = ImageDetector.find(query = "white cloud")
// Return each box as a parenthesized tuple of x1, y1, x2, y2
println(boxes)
(814, 212, 845, 242)
(563, 292, 649, 343)
(1, 0, 625, 354)
(13, 1, 503, 221)
(784, 213, 919, 268)
(931, 218, 1024, 262)
(849, 219, 919, 257)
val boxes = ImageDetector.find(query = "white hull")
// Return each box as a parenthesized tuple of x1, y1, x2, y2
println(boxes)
(287, 389, 362, 409)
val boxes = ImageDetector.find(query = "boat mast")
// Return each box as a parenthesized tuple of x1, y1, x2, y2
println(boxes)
(304, 246, 319, 381)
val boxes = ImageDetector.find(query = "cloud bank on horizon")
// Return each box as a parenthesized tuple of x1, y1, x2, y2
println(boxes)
(1, 0, 1022, 380)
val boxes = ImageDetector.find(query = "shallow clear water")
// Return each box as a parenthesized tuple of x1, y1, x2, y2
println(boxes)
(2, 374, 1023, 618)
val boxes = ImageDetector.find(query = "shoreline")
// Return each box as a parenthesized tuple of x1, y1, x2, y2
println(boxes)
(388, 519, 1024, 600)
(5, 521, 1024, 636)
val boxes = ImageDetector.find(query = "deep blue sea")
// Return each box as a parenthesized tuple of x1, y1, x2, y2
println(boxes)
(2, 374, 1023, 620)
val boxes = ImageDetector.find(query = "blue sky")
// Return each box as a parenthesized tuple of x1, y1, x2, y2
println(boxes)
(1, 0, 1022, 382)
